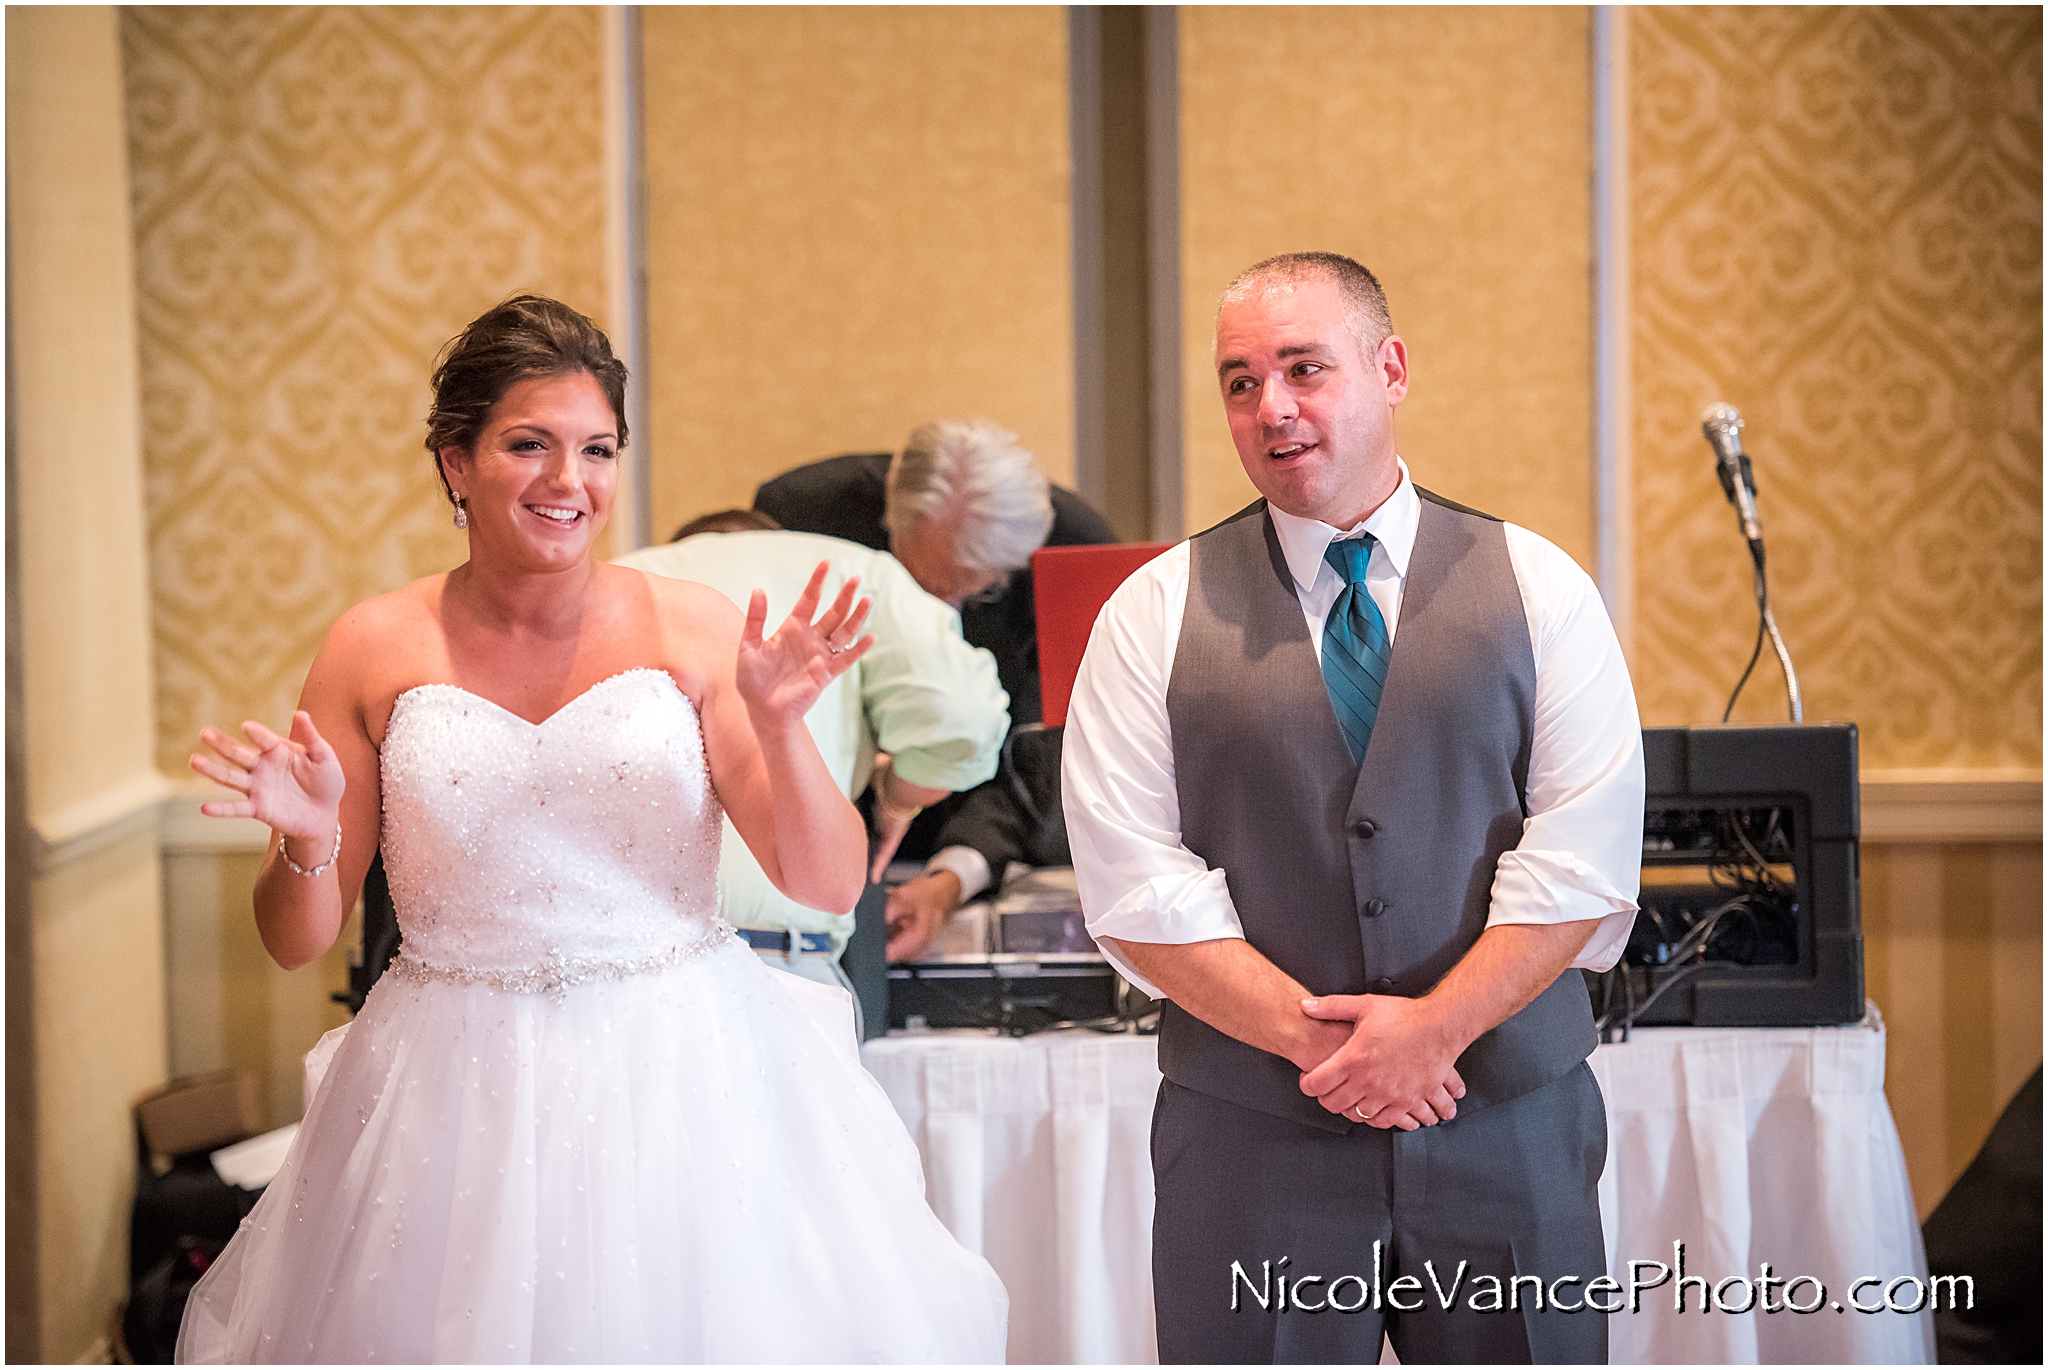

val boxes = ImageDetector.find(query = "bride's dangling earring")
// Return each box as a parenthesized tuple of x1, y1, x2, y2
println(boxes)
(452, 496, 468, 530)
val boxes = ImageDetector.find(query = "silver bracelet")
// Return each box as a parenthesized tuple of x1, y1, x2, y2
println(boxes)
(279, 820, 342, 877)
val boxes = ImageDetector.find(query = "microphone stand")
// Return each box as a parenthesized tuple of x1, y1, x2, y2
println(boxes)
(1726, 536, 1803, 724)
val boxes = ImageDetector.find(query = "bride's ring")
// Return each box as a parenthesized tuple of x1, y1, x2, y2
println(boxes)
(1352, 1103, 1374, 1122)
(828, 639, 848, 655)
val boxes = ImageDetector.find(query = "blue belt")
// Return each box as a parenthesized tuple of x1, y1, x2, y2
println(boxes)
(736, 928, 835, 955)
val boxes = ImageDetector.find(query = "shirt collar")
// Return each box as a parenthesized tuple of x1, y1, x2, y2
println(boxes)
(1266, 458, 1419, 594)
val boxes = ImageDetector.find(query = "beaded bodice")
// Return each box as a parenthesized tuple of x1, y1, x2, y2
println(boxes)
(380, 668, 727, 980)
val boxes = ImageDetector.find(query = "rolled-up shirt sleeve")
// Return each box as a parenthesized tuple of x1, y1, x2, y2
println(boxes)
(1493, 527, 1644, 971)
(1062, 545, 1245, 999)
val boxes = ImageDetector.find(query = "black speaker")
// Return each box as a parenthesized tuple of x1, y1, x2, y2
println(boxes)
(1585, 723, 1864, 1032)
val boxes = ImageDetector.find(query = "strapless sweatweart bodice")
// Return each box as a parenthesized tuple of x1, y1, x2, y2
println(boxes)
(380, 670, 731, 984)
(176, 669, 1008, 1364)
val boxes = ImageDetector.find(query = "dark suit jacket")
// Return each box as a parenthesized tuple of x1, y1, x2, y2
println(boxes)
(936, 726, 1069, 886)
(754, 452, 1117, 727)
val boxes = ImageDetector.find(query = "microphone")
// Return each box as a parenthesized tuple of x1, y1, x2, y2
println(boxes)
(1700, 402, 1762, 546)
(1699, 401, 1803, 722)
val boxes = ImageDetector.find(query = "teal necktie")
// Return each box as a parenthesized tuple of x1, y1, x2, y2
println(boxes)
(1321, 536, 1391, 766)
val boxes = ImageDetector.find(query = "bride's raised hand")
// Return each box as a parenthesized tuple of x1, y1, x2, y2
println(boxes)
(191, 711, 347, 845)
(735, 560, 874, 727)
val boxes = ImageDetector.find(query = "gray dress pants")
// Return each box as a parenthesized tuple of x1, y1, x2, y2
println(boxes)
(1151, 1061, 1609, 1364)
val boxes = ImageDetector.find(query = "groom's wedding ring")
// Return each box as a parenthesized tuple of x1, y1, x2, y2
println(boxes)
(1352, 1103, 1374, 1122)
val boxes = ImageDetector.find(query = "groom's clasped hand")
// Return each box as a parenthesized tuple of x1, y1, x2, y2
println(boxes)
(1296, 991, 1467, 1131)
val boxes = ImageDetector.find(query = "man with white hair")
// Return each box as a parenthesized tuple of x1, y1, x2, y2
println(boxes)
(754, 420, 1115, 726)
(756, 420, 1117, 959)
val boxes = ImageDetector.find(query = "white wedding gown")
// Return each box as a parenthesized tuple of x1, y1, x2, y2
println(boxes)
(177, 668, 1008, 1363)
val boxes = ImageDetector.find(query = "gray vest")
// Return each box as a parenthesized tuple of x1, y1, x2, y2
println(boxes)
(1161, 493, 1596, 1134)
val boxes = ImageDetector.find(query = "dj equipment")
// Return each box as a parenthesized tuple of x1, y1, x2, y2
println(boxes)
(1586, 722, 1863, 1034)
(885, 868, 1136, 1034)
(886, 957, 1129, 1035)
(885, 544, 1172, 1035)
(895, 725, 1863, 1036)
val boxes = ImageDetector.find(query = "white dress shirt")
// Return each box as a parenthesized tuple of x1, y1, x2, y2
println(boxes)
(1062, 464, 1644, 1001)
(923, 843, 994, 902)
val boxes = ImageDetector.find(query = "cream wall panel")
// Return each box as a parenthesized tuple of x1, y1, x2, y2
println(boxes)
(1628, 8, 2041, 766)
(1863, 840, 2042, 1216)
(163, 850, 354, 1128)
(164, 850, 230, 1077)
(641, 6, 1074, 541)
(7, 9, 171, 1360)
(1176, 7, 1594, 562)
(122, 6, 613, 773)
(29, 834, 169, 1361)
(9, 6, 159, 831)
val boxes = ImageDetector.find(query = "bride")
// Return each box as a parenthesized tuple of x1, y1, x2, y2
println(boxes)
(177, 296, 1008, 1363)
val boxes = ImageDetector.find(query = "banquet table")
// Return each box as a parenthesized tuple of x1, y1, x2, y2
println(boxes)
(861, 1008, 1934, 1365)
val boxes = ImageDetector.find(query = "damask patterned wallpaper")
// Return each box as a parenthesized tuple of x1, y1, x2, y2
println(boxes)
(114, 6, 2046, 774)
(1628, 7, 2041, 768)
(122, 7, 610, 771)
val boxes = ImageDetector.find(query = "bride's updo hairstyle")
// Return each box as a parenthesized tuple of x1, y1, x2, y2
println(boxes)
(425, 295, 629, 502)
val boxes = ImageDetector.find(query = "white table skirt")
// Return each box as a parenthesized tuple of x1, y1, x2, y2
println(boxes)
(1591, 1009, 1935, 1364)
(864, 1031, 1162, 1365)
(863, 1009, 1933, 1365)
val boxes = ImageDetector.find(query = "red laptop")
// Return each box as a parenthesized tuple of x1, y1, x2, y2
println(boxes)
(1031, 542, 1174, 728)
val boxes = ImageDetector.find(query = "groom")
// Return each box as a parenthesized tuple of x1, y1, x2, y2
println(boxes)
(1062, 253, 1644, 1362)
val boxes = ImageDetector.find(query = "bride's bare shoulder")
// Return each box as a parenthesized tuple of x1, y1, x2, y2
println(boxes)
(601, 563, 739, 699)
(607, 562, 741, 633)
(325, 574, 449, 647)
(305, 576, 451, 696)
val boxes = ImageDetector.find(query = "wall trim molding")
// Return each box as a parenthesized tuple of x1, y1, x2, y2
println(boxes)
(156, 786, 271, 855)
(26, 772, 172, 873)
(1861, 769, 2042, 844)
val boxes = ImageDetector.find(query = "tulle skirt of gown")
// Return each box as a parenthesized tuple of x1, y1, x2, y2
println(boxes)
(175, 939, 1008, 1363)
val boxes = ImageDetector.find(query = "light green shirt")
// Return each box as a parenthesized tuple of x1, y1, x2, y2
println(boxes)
(613, 530, 1008, 950)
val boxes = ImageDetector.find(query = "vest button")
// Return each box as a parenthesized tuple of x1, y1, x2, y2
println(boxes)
(1370, 977, 1396, 992)
(1351, 819, 1377, 839)
(1361, 898, 1386, 917)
